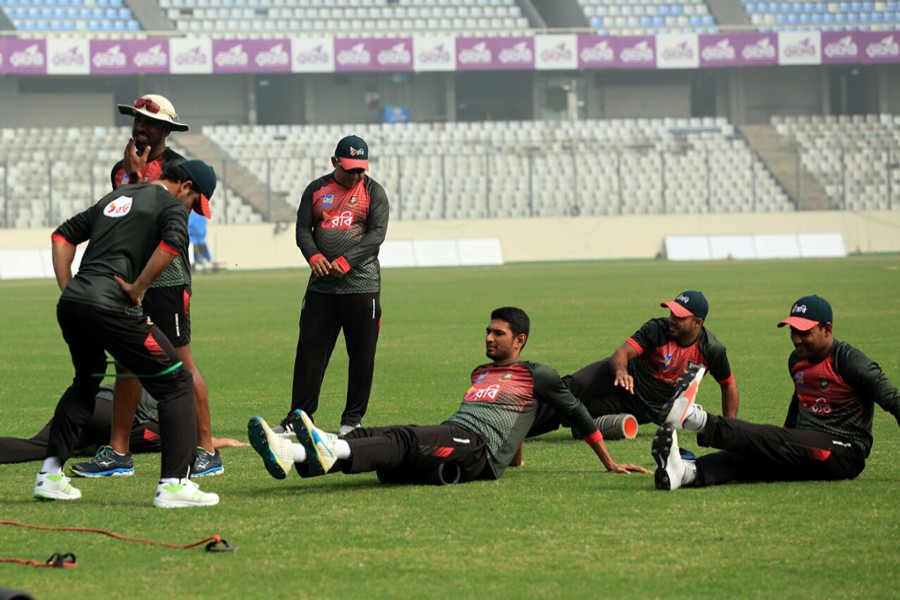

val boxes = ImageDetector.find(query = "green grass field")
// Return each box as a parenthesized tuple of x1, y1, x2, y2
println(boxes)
(1, 256, 899, 599)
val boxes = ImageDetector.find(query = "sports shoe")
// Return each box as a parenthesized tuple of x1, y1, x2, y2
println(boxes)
(191, 447, 224, 477)
(659, 364, 707, 430)
(248, 416, 295, 479)
(34, 472, 81, 501)
(290, 409, 338, 476)
(270, 417, 295, 438)
(69, 445, 134, 478)
(153, 478, 219, 508)
(339, 423, 361, 437)
(651, 425, 696, 491)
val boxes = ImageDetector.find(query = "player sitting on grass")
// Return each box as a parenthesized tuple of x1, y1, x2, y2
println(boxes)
(248, 307, 649, 485)
(652, 295, 900, 491)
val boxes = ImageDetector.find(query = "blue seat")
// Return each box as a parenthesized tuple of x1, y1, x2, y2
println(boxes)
(126, 20, 140, 31)
(590, 16, 603, 28)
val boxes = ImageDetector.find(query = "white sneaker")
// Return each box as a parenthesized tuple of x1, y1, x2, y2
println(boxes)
(651, 425, 695, 491)
(660, 364, 707, 430)
(248, 416, 295, 479)
(34, 472, 81, 501)
(153, 479, 219, 508)
(291, 409, 338, 476)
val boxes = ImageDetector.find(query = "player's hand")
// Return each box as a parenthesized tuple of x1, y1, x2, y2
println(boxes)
(606, 462, 650, 474)
(328, 260, 347, 278)
(310, 256, 331, 277)
(212, 437, 250, 449)
(114, 275, 142, 307)
(123, 138, 150, 177)
(613, 371, 635, 394)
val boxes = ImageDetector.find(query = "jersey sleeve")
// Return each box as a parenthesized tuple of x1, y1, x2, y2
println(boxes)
(532, 363, 597, 437)
(53, 204, 96, 246)
(157, 191, 189, 255)
(627, 318, 667, 354)
(836, 343, 900, 428)
(701, 330, 735, 384)
(295, 178, 324, 263)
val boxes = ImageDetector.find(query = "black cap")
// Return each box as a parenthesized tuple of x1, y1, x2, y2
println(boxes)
(334, 135, 369, 170)
(179, 160, 216, 219)
(661, 290, 709, 320)
(778, 295, 833, 331)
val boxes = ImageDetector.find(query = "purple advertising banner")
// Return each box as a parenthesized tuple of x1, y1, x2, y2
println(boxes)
(822, 30, 900, 64)
(859, 31, 900, 64)
(213, 39, 291, 73)
(90, 39, 169, 74)
(578, 35, 617, 69)
(456, 36, 534, 71)
(699, 33, 778, 67)
(615, 36, 656, 69)
(334, 37, 413, 72)
(5, 38, 47, 75)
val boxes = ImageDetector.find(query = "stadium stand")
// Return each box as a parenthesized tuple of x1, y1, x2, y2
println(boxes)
(0, 126, 260, 228)
(743, 0, 900, 31)
(158, 0, 530, 34)
(2, 0, 142, 33)
(578, 0, 719, 34)
(203, 118, 792, 221)
(773, 114, 900, 210)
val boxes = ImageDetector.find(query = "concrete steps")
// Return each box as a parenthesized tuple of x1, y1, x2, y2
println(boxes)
(738, 124, 834, 210)
(177, 133, 295, 223)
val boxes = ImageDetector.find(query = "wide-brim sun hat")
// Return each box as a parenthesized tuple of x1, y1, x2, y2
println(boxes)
(117, 94, 189, 132)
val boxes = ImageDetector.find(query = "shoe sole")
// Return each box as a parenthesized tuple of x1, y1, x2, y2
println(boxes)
(34, 491, 81, 501)
(651, 425, 675, 491)
(248, 417, 288, 480)
(153, 497, 220, 508)
(191, 466, 224, 477)
(659, 366, 705, 427)
(69, 468, 134, 478)
(290, 411, 329, 476)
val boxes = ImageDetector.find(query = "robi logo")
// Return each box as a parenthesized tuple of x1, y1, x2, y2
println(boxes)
(104, 196, 134, 218)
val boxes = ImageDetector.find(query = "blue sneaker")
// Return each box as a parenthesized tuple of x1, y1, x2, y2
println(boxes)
(191, 448, 224, 477)
(70, 445, 134, 478)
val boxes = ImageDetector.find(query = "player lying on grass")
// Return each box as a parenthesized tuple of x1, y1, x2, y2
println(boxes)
(652, 295, 900, 491)
(0, 384, 246, 467)
(248, 307, 649, 485)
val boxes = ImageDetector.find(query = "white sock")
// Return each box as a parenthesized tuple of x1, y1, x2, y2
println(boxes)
(684, 404, 709, 434)
(682, 460, 697, 486)
(159, 478, 180, 486)
(291, 444, 307, 463)
(291, 439, 352, 461)
(334, 439, 351, 460)
(40, 456, 63, 475)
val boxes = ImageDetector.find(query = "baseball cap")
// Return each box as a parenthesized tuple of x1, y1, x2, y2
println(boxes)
(334, 135, 369, 171)
(777, 295, 833, 331)
(179, 160, 216, 219)
(661, 290, 709, 320)
(117, 94, 189, 132)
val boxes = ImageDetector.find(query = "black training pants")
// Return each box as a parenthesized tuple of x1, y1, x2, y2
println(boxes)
(0, 395, 161, 464)
(340, 422, 489, 483)
(693, 415, 866, 487)
(527, 358, 655, 437)
(48, 301, 196, 479)
(290, 290, 381, 426)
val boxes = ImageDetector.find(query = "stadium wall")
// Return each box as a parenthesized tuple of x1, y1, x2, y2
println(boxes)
(5, 211, 898, 274)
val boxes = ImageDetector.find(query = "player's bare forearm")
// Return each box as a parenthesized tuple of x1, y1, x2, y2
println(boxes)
(721, 381, 740, 418)
(51, 241, 76, 291)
